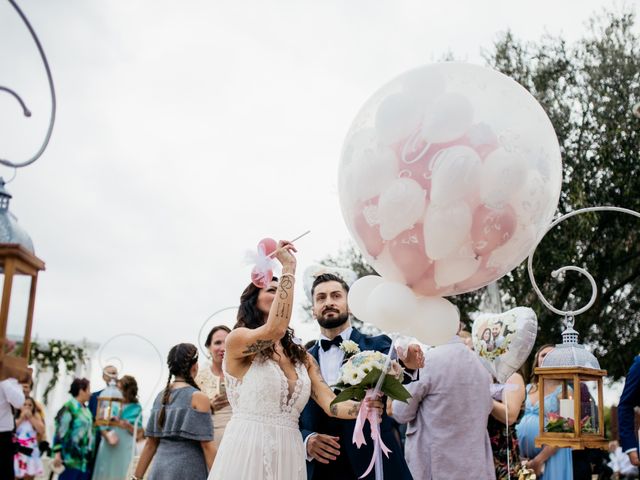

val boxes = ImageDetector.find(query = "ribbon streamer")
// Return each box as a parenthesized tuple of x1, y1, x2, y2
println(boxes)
(353, 389, 391, 479)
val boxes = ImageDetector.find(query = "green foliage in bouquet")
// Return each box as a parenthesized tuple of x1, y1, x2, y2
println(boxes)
(30, 340, 87, 404)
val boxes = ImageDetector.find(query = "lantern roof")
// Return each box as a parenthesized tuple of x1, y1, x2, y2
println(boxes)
(0, 178, 34, 253)
(540, 320, 601, 370)
(99, 378, 123, 400)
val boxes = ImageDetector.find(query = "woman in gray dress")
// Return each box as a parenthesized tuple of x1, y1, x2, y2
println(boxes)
(131, 343, 216, 480)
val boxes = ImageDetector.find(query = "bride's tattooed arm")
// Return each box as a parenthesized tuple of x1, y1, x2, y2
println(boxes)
(306, 355, 375, 421)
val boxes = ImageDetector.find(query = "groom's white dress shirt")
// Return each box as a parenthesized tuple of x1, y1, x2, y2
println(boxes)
(318, 326, 353, 387)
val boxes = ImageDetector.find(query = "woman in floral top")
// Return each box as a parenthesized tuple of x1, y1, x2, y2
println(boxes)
(52, 378, 94, 480)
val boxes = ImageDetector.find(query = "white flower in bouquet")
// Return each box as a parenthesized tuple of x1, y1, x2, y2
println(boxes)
(37, 353, 44, 360)
(332, 349, 411, 405)
(52, 346, 59, 354)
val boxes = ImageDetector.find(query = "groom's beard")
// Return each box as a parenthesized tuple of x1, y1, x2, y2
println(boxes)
(317, 311, 350, 329)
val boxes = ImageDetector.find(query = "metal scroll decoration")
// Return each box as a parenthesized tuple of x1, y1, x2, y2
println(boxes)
(1, 0, 56, 168)
(527, 206, 640, 318)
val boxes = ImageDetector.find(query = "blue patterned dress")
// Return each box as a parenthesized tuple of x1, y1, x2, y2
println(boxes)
(516, 384, 573, 479)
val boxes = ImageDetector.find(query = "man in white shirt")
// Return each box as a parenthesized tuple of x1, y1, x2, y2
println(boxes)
(299, 273, 423, 480)
(1, 376, 26, 478)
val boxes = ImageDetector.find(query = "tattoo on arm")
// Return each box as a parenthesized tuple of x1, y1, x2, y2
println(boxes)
(242, 339, 274, 355)
(330, 404, 338, 417)
(278, 276, 294, 299)
(347, 402, 360, 417)
(310, 389, 318, 401)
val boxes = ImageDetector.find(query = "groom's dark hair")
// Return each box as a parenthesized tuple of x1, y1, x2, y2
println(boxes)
(311, 273, 350, 300)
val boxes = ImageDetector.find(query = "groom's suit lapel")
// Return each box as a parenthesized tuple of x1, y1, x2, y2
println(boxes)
(310, 341, 320, 364)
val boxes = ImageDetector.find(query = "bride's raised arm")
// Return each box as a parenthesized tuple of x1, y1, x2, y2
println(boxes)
(226, 240, 297, 360)
(305, 353, 383, 420)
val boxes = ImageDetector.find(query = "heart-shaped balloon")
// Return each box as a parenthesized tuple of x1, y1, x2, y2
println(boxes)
(471, 307, 537, 383)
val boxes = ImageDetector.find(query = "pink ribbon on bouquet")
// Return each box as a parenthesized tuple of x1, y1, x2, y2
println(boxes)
(352, 389, 391, 479)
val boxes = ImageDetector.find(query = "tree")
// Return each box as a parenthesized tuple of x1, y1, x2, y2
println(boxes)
(322, 9, 640, 380)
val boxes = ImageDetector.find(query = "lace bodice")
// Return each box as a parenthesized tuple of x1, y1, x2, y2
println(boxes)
(223, 357, 311, 429)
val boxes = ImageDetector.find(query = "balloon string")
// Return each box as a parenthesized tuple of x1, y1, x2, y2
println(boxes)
(505, 390, 511, 480)
(266, 230, 311, 258)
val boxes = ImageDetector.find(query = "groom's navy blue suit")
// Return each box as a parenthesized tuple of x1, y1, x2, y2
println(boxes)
(300, 328, 413, 480)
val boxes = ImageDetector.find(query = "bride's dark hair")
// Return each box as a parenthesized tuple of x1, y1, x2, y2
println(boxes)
(235, 277, 307, 365)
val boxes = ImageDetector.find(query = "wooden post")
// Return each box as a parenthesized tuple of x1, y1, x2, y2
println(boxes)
(574, 375, 581, 436)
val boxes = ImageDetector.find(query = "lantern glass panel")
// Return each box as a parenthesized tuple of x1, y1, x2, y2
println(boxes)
(543, 377, 574, 433)
(6, 275, 32, 352)
(577, 380, 600, 435)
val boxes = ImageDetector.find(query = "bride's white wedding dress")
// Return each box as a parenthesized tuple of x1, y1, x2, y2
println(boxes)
(208, 356, 311, 480)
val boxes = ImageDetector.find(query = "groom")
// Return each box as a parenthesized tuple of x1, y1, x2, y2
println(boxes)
(300, 273, 419, 480)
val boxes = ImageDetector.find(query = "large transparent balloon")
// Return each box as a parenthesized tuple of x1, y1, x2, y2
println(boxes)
(339, 63, 562, 297)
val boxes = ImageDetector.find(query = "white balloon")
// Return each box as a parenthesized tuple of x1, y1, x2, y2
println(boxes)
(434, 245, 481, 287)
(421, 92, 474, 143)
(352, 147, 398, 201)
(423, 201, 472, 260)
(378, 178, 426, 240)
(348, 275, 386, 322)
(479, 148, 528, 208)
(429, 146, 481, 206)
(408, 296, 460, 346)
(375, 93, 424, 146)
(366, 281, 418, 329)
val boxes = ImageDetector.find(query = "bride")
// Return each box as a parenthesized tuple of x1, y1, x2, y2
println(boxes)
(209, 241, 382, 479)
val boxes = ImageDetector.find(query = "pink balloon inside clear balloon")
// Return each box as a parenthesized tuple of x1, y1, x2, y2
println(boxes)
(455, 258, 500, 293)
(251, 266, 273, 289)
(411, 265, 452, 297)
(354, 212, 384, 258)
(471, 204, 517, 256)
(389, 224, 432, 285)
(258, 237, 278, 257)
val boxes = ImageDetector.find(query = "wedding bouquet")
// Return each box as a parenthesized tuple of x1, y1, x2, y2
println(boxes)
(330, 350, 411, 406)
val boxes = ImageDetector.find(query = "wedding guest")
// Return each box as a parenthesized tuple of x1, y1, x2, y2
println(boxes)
(92, 375, 143, 480)
(515, 345, 573, 479)
(14, 396, 45, 479)
(488, 372, 525, 479)
(52, 378, 94, 480)
(87, 365, 118, 477)
(133, 343, 216, 480)
(392, 335, 495, 480)
(618, 354, 640, 467)
(195, 325, 232, 447)
(0, 376, 25, 479)
(20, 377, 46, 421)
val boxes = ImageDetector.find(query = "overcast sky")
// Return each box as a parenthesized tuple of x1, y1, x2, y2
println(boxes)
(0, 0, 632, 405)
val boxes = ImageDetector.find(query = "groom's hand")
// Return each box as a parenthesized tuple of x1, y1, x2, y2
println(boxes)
(399, 344, 425, 370)
(307, 434, 340, 464)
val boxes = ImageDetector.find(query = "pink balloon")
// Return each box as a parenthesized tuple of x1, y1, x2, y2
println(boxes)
(251, 265, 273, 288)
(455, 258, 501, 293)
(354, 212, 384, 258)
(389, 224, 432, 285)
(392, 136, 472, 191)
(411, 265, 452, 297)
(258, 237, 278, 257)
(471, 205, 517, 256)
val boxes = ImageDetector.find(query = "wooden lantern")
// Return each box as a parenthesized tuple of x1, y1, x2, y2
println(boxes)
(0, 179, 45, 381)
(95, 379, 124, 427)
(534, 326, 608, 450)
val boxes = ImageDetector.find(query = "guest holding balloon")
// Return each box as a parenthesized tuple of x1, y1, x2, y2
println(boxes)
(392, 334, 495, 479)
(488, 372, 525, 480)
(515, 345, 573, 478)
(195, 325, 232, 447)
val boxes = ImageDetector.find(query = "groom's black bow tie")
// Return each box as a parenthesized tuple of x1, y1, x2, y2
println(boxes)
(320, 336, 343, 351)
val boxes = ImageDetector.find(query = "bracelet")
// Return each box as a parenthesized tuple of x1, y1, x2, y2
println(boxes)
(130, 476, 141, 480)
